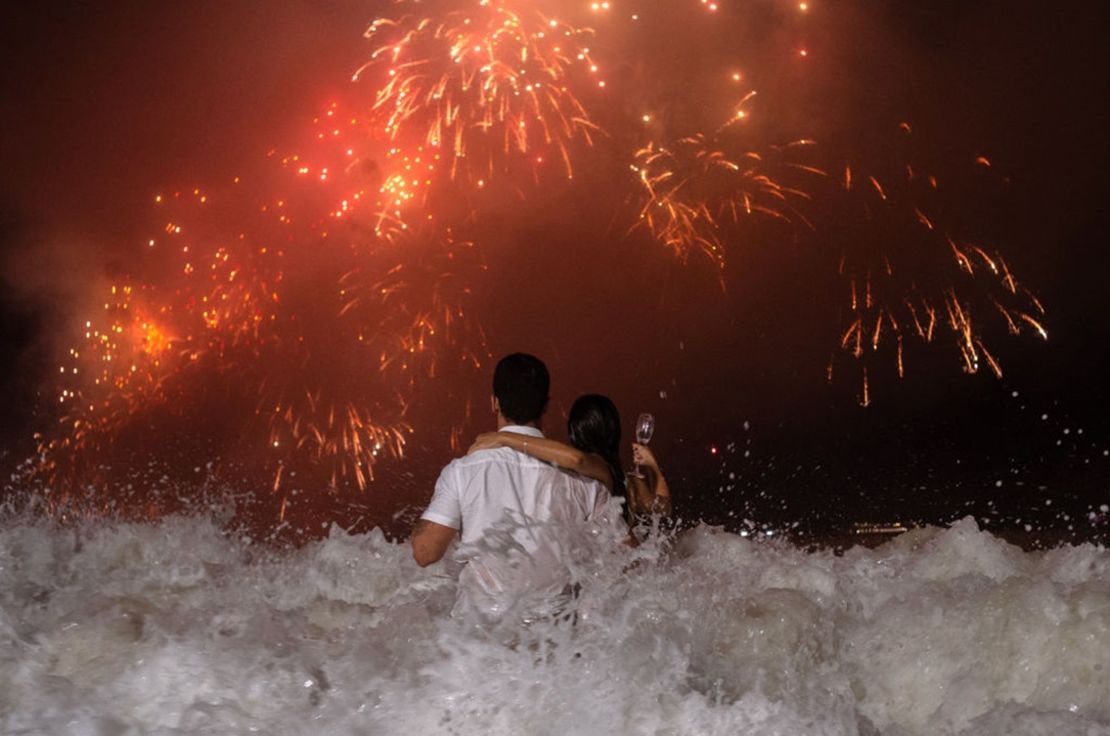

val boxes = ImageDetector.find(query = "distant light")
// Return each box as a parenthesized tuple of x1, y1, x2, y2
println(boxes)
(710, 446, 718, 455)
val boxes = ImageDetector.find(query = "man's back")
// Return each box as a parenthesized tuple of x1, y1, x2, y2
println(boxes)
(421, 427, 614, 621)
(437, 450, 604, 540)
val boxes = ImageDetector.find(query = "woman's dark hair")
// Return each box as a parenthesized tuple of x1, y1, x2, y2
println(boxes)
(567, 394, 625, 499)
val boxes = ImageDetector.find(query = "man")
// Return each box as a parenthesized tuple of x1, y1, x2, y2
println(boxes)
(412, 353, 620, 623)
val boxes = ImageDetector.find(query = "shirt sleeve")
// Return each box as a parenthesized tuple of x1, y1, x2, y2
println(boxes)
(420, 463, 462, 529)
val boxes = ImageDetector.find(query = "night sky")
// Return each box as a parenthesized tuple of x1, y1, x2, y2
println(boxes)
(2, 1, 1108, 538)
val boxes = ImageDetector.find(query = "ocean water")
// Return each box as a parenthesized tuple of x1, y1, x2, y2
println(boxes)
(1, 508, 1108, 736)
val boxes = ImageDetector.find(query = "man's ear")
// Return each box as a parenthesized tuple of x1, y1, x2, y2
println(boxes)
(491, 395, 500, 416)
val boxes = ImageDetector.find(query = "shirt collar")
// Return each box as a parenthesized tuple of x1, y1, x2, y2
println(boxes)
(500, 425, 545, 438)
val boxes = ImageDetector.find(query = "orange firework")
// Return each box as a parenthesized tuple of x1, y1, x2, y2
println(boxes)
(32, 0, 1055, 516)
(35, 282, 179, 486)
(355, 0, 600, 182)
(258, 223, 486, 491)
(631, 133, 815, 269)
(825, 125, 1047, 405)
(35, 115, 488, 499)
(280, 100, 481, 239)
(340, 227, 487, 382)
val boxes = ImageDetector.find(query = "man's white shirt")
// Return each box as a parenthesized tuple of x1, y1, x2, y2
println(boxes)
(421, 425, 620, 621)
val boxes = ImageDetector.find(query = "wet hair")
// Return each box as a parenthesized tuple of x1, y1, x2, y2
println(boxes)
(492, 353, 550, 425)
(567, 394, 625, 499)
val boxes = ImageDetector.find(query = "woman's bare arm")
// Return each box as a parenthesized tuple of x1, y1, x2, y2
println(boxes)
(468, 432, 614, 490)
(630, 443, 672, 516)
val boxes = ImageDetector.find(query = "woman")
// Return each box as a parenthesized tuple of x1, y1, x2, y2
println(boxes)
(467, 394, 671, 521)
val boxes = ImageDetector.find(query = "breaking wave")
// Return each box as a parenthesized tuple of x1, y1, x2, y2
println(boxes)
(2, 506, 1108, 735)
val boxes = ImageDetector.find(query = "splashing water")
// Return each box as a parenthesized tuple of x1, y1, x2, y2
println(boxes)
(1, 508, 1108, 735)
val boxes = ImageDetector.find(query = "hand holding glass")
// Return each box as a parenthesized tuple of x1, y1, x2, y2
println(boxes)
(631, 412, 655, 478)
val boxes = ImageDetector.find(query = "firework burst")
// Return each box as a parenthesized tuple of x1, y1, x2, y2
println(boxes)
(33, 0, 1052, 512)
(631, 131, 815, 269)
(824, 126, 1047, 405)
(355, 0, 601, 183)
(36, 112, 488, 498)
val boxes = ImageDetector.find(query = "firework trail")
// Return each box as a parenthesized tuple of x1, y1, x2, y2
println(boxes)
(631, 132, 816, 269)
(33, 0, 1050, 510)
(355, 0, 602, 183)
(36, 105, 487, 501)
(823, 125, 1047, 405)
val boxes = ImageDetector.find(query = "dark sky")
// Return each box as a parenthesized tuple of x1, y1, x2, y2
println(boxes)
(2, 1, 1109, 532)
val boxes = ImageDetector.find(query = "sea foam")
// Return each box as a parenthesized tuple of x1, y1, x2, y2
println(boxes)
(1, 512, 1108, 735)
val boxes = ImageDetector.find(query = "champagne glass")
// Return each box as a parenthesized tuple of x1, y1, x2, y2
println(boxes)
(630, 412, 655, 477)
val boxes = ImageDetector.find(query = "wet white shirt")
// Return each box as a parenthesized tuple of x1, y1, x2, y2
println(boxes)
(421, 425, 620, 622)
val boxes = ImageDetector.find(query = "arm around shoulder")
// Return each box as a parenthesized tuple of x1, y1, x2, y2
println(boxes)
(513, 435, 614, 490)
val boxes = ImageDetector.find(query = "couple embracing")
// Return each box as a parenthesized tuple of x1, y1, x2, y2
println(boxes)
(411, 353, 671, 624)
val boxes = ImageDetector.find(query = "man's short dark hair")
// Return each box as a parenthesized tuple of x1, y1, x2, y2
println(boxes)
(492, 353, 550, 425)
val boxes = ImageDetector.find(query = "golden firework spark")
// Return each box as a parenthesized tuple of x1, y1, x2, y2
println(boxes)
(36, 126, 488, 498)
(631, 134, 814, 268)
(33, 0, 1053, 513)
(355, 0, 600, 182)
(826, 127, 1047, 405)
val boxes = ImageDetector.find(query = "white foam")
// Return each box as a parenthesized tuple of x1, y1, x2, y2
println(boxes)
(1, 512, 1108, 735)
